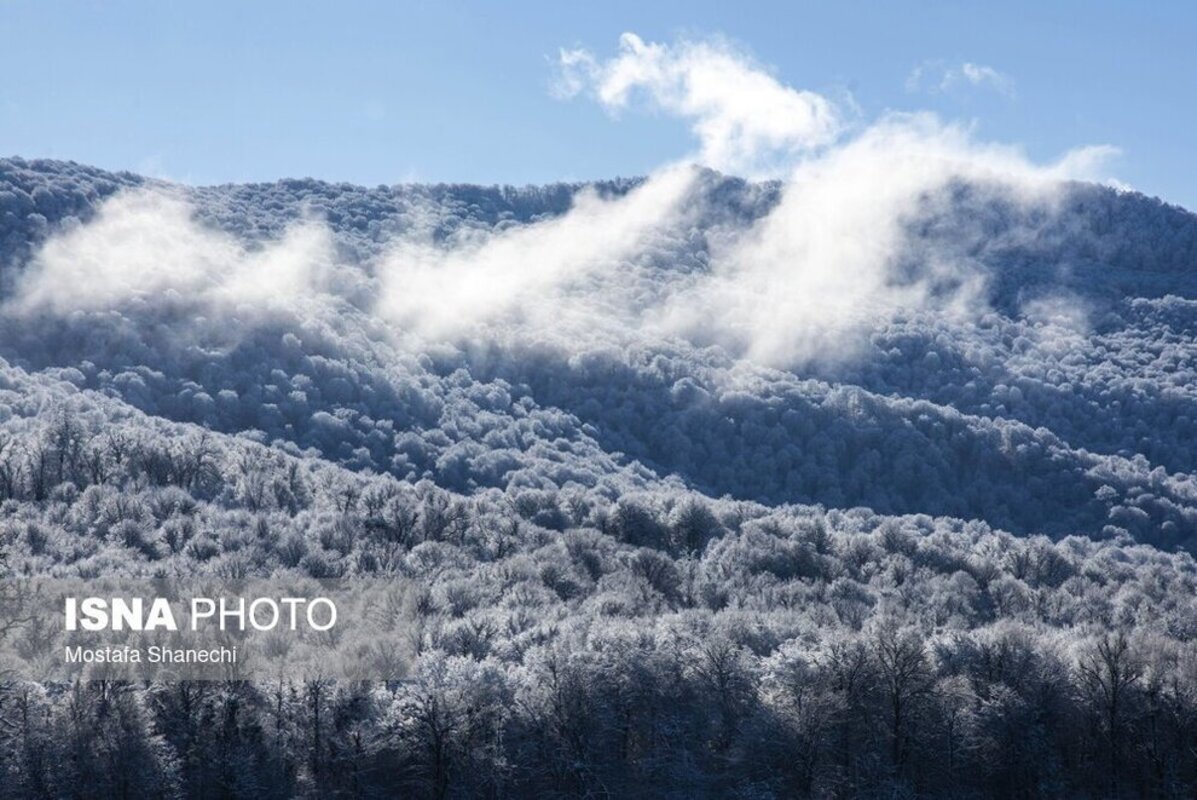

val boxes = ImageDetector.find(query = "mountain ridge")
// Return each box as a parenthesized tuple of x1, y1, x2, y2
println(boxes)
(1, 156, 1196, 550)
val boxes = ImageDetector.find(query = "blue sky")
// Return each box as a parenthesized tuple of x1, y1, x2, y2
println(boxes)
(2, 1, 1195, 209)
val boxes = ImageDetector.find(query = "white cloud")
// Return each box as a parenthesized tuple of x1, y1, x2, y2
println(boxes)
(959, 62, 1016, 96)
(907, 60, 1016, 98)
(655, 113, 1114, 365)
(557, 33, 840, 176)
(12, 32, 1121, 375)
(11, 188, 336, 317)
(374, 164, 698, 341)
(548, 34, 1116, 366)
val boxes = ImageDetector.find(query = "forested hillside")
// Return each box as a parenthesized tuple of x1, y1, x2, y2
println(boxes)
(0, 157, 1195, 798)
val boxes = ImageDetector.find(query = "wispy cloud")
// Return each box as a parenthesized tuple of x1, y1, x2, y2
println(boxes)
(11, 188, 336, 317)
(555, 33, 840, 176)
(907, 60, 1016, 98)
(375, 163, 698, 339)
(13, 32, 1119, 373)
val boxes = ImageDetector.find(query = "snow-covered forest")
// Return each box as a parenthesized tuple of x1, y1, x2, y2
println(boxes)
(1, 156, 1196, 798)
